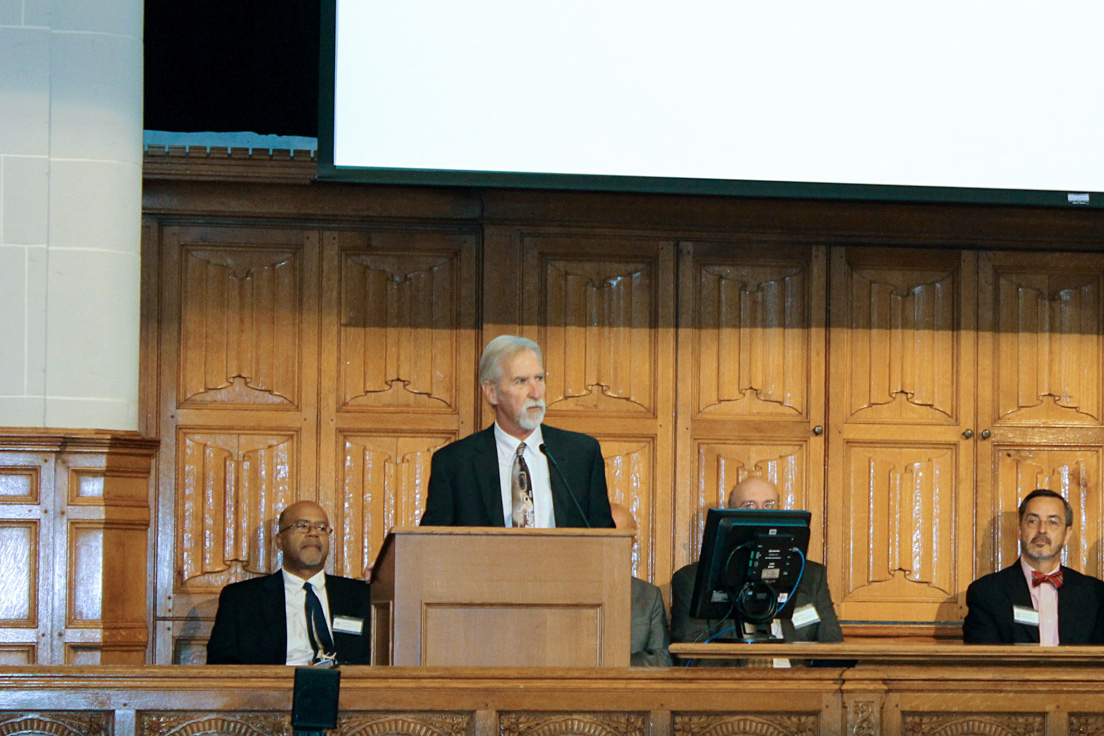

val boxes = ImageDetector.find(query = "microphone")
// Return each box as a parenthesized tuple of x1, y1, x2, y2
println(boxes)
(539, 444, 591, 528)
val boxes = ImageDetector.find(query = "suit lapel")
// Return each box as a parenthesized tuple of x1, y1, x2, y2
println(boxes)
(1005, 563, 1039, 643)
(542, 426, 570, 527)
(473, 426, 505, 526)
(1057, 566, 1080, 644)
(260, 571, 289, 661)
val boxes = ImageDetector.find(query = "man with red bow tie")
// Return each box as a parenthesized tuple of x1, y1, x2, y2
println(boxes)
(964, 489, 1104, 645)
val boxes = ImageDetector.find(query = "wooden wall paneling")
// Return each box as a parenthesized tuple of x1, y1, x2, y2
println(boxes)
(501, 231, 676, 586)
(827, 248, 977, 626)
(154, 225, 321, 664)
(0, 451, 48, 665)
(674, 242, 827, 573)
(318, 228, 480, 580)
(976, 251, 1104, 581)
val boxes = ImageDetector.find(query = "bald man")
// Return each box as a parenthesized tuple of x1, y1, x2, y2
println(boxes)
(207, 501, 372, 665)
(670, 478, 842, 664)
(611, 504, 673, 666)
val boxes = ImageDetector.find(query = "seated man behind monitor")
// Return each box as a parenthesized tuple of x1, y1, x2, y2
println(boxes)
(963, 488, 1104, 645)
(207, 501, 372, 665)
(421, 335, 614, 529)
(611, 503, 673, 666)
(670, 477, 842, 660)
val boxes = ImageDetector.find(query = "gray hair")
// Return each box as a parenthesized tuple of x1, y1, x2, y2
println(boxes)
(479, 335, 543, 384)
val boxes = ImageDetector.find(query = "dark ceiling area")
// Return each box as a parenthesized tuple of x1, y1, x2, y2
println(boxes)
(144, 1, 321, 136)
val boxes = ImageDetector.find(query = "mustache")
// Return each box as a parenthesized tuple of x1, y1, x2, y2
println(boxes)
(1031, 534, 1052, 545)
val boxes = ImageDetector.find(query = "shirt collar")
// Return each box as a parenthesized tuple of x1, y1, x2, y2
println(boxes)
(493, 421, 544, 459)
(1020, 555, 1061, 581)
(281, 567, 327, 591)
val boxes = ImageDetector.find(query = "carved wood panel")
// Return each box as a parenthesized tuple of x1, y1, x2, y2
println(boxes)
(319, 227, 479, 584)
(140, 713, 290, 736)
(179, 245, 302, 408)
(336, 714, 472, 736)
(600, 438, 654, 579)
(980, 253, 1104, 427)
(690, 440, 815, 560)
(828, 248, 975, 624)
(0, 713, 112, 736)
(500, 713, 646, 736)
(674, 713, 818, 736)
(835, 442, 966, 620)
(156, 225, 320, 662)
(334, 432, 455, 580)
(676, 243, 826, 574)
(980, 444, 1103, 578)
(176, 430, 298, 589)
(493, 230, 676, 588)
(976, 251, 1104, 581)
(899, 712, 1044, 736)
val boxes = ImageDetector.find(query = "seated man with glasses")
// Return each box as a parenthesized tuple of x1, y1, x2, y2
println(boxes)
(669, 477, 842, 665)
(207, 501, 372, 665)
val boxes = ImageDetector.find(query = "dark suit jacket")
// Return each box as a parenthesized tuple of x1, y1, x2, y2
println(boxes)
(206, 571, 372, 664)
(669, 559, 842, 665)
(962, 561, 1104, 645)
(420, 424, 614, 528)
(631, 576, 673, 666)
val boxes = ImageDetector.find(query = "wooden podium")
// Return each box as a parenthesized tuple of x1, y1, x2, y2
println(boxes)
(370, 527, 633, 667)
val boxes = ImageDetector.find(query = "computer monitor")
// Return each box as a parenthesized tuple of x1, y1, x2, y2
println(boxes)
(688, 508, 811, 632)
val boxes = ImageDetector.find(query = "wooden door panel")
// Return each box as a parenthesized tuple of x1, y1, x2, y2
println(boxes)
(319, 228, 480, 583)
(976, 252, 1104, 580)
(828, 248, 976, 624)
(677, 242, 826, 571)
(485, 229, 676, 587)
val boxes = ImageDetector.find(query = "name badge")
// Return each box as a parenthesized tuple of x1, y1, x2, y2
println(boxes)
(1013, 605, 1039, 627)
(332, 615, 364, 635)
(791, 603, 821, 630)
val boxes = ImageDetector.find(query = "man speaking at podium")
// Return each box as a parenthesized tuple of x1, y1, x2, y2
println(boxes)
(421, 335, 614, 529)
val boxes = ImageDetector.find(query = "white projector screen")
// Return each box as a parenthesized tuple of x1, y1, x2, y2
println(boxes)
(319, 1, 1104, 208)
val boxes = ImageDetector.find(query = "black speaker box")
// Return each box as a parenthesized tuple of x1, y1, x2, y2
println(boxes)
(291, 666, 340, 730)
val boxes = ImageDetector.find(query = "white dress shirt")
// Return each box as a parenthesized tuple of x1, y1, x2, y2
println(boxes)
(282, 568, 333, 665)
(494, 422, 555, 528)
(1020, 556, 1060, 646)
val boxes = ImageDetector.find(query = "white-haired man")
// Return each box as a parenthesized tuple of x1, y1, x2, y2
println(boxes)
(421, 335, 614, 528)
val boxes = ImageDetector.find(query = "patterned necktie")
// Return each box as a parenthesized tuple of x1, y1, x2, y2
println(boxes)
(1031, 569, 1064, 589)
(511, 442, 535, 527)
(303, 581, 335, 662)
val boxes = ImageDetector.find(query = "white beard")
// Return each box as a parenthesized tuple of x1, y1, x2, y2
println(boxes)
(516, 399, 546, 431)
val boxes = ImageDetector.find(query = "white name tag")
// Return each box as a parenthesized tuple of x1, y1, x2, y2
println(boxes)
(332, 615, 364, 635)
(791, 603, 821, 630)
(1013, 605, 1039, 627)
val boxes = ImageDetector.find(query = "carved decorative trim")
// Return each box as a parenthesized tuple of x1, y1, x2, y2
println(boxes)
(501, 713, 646, 736)
(1069, 714, 1104, 736)
(0, 713, 111, 736)
(139, 712, 291, 736)
(843, 700, 878, 736)
(674, 713, 817, 736)
(337, 713, 471, 736)
(144, 146, 316, 184)
(901, 712, 1044, 736)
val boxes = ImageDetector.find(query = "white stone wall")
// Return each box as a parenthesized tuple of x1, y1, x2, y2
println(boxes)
(0, 0, 142, 430)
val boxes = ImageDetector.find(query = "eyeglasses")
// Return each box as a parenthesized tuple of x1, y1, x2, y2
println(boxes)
(280, 520, 332, 534)
(736, 500, 779, 510)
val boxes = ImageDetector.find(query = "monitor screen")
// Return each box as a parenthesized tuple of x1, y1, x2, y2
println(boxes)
(689, 508, 811, 627)
(320, 1, 1104, 208)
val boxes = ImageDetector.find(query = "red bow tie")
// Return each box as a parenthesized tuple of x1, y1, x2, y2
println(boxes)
(1031, 569, 1064, 589)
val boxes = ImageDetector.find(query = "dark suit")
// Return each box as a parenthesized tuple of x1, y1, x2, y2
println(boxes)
(421, 424, 614, 528)
(670, 559, 842, 665)
(962, 561, 1104, 645)
(631, 576, 673, 666)
(206, 571, 372, 664)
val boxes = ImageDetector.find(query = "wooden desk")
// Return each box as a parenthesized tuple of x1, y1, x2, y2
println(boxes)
(2, 660, 1104, 736)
